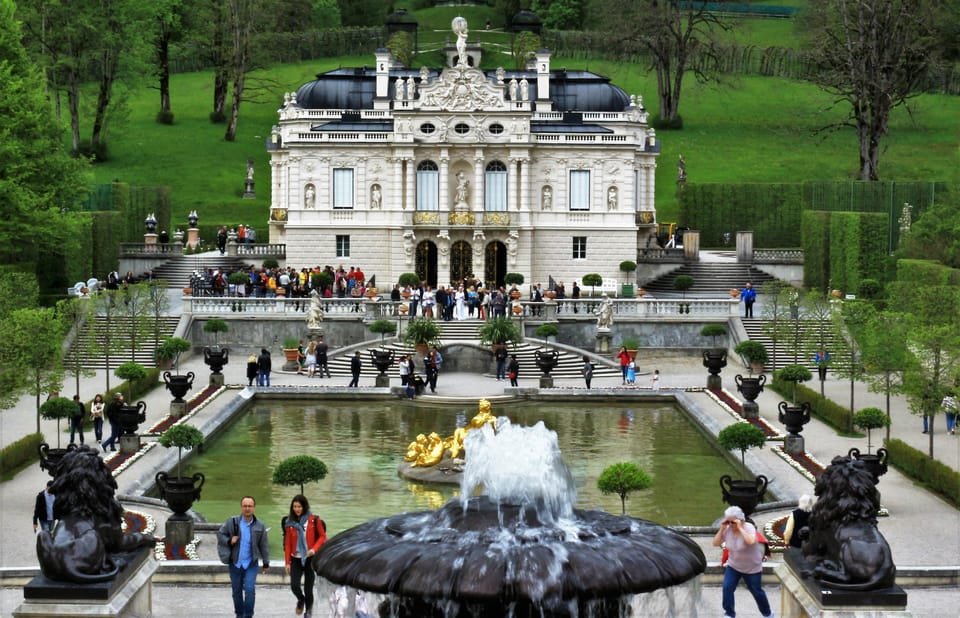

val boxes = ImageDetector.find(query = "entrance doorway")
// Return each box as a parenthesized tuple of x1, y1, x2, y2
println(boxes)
(450, 240, 472, 285)
(415, 241, 438, 287)
(484, 241, 507, 289)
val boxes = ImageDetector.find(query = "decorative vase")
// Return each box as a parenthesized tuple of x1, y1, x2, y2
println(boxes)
(702, 349, 727, 376)
(847, 447, 888, 483)
(156, 471, 205, 520)
(778, 401, 811, 435)
(735, 374, 766, 402)
(37, 443, 78, 477)
(534, 349, 559, 377)
(116, 401, 147, 435)
(163, 371, 196, 403)
(203, 346, 229, 374)
(719, 474, 768, 518)
(369, 348, 396, 376)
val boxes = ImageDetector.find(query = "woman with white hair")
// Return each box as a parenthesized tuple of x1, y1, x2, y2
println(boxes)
(784, 494, 815, 549)
(711, 505, 773, 618)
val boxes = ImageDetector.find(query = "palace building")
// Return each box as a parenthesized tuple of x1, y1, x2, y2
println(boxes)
(267, 18, 659, 290)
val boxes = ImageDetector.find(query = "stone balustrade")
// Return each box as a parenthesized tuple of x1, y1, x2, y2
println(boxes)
(236, 243, 286, 258)
(752, 248, 803, 264)
(120, 243, 183, 257)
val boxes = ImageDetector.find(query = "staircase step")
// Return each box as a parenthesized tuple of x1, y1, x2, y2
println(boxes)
(642, 263, 780, 294)
(64, 316, 181, 370)
(740, 319, 849, 374)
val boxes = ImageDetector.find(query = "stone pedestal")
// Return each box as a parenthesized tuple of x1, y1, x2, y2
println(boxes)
(375, 374, 391, 388)
(169, 401, 187, 418)
(119, 435, 139, 455)
(742, 401, 759, 419)
(243, 179, 256, 199)
(143, 233, 157, 252)
(163, 518, 195, 548)
(707, 374, 722, 390)
(186, 227, 200, 249)
(776, 550, 909, 618)
(784, 434, 805, 455)
(595, 329, 612, 354)
(539, 376, 554, 389)
(16, 547, 157, 617)
(682, 230, 700, 261)
(227, 236, 238, 257)
(736, 231, 754, 263)
(209, 373, 225, 387)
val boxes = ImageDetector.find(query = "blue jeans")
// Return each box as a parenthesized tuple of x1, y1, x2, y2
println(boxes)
(496, 358, 506, 380)
(101, 421, 120, 451)
(70, 416, 85, 444)
(722, 566, 771, 617)
(229, 562, 259, 618)
(946, 412, 957, 433)
(258, 370, 270, 387)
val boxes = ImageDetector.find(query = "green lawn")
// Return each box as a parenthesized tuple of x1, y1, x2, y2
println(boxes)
(89, 17, 958, 225)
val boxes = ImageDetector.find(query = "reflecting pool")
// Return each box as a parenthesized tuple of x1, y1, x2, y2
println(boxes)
(183, 399, 737, 555)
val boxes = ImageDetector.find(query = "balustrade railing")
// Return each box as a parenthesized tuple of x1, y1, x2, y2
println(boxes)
(636, 247, 685, 262)
(236, 243, 286, 258)
(120, 243, 183, 257)
(752, 248, 803, 264)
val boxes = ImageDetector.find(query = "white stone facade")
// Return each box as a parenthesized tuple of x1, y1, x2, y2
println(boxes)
(268, 20, 658, 290)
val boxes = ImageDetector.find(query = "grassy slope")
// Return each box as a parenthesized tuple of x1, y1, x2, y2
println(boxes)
(89, 17, 958, 225)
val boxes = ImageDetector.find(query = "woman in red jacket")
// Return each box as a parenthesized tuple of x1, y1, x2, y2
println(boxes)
(283, 495, 326, 618)
(616, 346, 631, 385)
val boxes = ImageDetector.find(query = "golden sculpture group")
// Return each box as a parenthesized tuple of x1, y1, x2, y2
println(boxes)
(405, 399, 497, 467)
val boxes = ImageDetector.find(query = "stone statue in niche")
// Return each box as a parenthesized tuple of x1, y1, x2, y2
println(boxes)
(454, 172, 470, 210)
(506, 230, 519, 266)
(370, 184, 382, 209)
(607, 186, 618, 210)
(304, 184, 316, 209)
(403, 230, 417, 264)
(406, 77, 417, 100)
(542, 186, 553, 210)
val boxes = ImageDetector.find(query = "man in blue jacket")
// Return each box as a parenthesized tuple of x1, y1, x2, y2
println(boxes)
(219, 496, 270, 618)
(740, 282, 756, 318)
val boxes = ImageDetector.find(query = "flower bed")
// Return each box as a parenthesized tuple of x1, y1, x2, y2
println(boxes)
(154, 537, 200, 561)
(105, 442, 156, 475)
(771, 445, 826, 483)
(146, 384, 225, 435)
(705, 387, 782, 440)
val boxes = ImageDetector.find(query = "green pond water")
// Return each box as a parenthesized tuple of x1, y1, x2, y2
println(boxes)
(182, 399, 738, 556)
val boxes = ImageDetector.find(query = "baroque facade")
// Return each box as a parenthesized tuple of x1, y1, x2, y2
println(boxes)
(268, 18, 659, 290)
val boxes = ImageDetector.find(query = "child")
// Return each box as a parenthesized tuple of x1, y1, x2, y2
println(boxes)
(626, 360, 636, 385)
(651, 369, 660, 390)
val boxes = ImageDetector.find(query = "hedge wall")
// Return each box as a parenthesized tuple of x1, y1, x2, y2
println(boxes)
(769, 375, 852, 433)
(885, 438, 960, 508)
(801, 211, 831, 291)
(824, 212, 887, 295)
(896, 259, 960, 287)
(678, 183, 804, 247)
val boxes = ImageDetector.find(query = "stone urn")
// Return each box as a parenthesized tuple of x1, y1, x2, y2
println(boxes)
(703, 349, 727, 389)
(848, 447, 889, 484)
(369, 348, 396, 387)
(38, 443, 78, 477)
(778, 401, 811, 435)
(163, 371, 195, 403)
(735, 374, 766, 419)
(155, 471, 205, 520)
(117, 401, 147, 435)
(203, 346, 229, 377)
(719, 474, 768, 518)
(534, 349, 560, 388)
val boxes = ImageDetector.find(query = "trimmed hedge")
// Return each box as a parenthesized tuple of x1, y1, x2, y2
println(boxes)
(769, 375, 851, 433)
(0, 432, 44, 478)
(678, 183, 804, 248)
(105, 368, 162, 402)
(802, 211, 887, 293)
(802, 211, 831, 292)
(885, 438, 960, 508)
(896, 259, 960, 287)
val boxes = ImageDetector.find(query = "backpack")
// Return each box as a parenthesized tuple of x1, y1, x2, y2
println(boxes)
(218, 516, 238, 564)
(281, 514, 326, 545)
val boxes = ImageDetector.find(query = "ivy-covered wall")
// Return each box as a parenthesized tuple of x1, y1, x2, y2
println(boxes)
(802, 211, 886, 293)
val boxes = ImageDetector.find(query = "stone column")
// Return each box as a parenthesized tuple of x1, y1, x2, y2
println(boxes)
(405, 158, 415, 213)
(439, 153, 450, 212)
(508, 158, 518, 212)
(473, 153, 484, 213)
(737, 231, 754, 263)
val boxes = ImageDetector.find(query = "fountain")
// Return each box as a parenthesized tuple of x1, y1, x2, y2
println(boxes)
(313, 409, 707, 617)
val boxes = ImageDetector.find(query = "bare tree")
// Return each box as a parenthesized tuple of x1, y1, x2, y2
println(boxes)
(224, 0, 265, 141)
(800, 0, 941, 180)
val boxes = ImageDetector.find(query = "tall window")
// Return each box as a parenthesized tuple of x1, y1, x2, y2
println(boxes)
(416, 161, 439, 211)
(569, 170, 590, 211)
(573, 236, 587, 259)
(333, 168, 353, 209)
(484, 160, 507, 211)
(336, 235, 350, 257)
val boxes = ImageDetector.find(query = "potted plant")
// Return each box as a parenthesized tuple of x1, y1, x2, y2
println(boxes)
(404, 318, 441, 357)
(478, 316, 522, 349)
(312, 271, 334, 295)
(227, 271, 249, 304)
(283, 336, 302, 364)
(582, 273, 602, 297)
(717, 422, 769, 517)
(156, 424, 206, 519)
(158, 337, 195, 404)
(398, 272, 421, 297)
(622, 337, 640, 361)
(775, 364, 812, 403)
(701, 324, 728, 386)
(619, 260, 637, 298)
(504, 273, 524, 298)
(272, 455, 329, 495)
(369, 319, 398, 345)
(114, 362, 148, 436)
(597, 462, 652, 515)
(533, 324, 560, 381)
(38, 397, 79, 475)
(849, 407, 890, 483)
(202, 319, 229, 374)
(368, 320, 398, 384)
(735, 340, 768, 376)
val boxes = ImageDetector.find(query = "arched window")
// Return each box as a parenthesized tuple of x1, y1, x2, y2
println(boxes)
(484, 160, 507, 211)
(417, 160, 439, 211)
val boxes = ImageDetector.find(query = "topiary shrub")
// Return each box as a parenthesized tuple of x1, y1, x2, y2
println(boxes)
(582, 273, 602, 296)
(272, 455, 329, 495)
(717, 422, 767, 477)
(734, 340, 768, 375)
(535, 323, 559, 346)
(619, 260, 637, 273)
(775, 364, 813, 402)
(597, 462, 652, 515)
(853, 407, 890, 454)
(673, 274, 694, 298)
(398, 272, 421, 288)
(262, 258, 279, 269)
(40, 397, 77, 448)
(700, 324, 727, 347)
(203, 319, 228, 346)
(369, 319, 398, 344)
(159, 424, 204, 478)
(503, 272, 525, 286)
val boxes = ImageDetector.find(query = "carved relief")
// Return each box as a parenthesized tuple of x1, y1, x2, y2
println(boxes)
(506, 230, 519, 267)
(403, 230, 417, 265)
(418, 65, 505, 112)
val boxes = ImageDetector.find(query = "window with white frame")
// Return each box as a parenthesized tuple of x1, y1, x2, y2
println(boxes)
(336, 235, 350, 257)
(333, 168, 354, 209)
(416, 161, 439, 211)
(573, 236, 587, 259)
(569, 170, 590, 211)
(484, 160, 507, 211)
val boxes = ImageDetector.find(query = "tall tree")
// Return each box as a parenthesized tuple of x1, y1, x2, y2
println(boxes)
(857, 309, 913, 441)
(155, 0, 186, 119)
(57, 297, 97, 397)
(800, 0, 941, 180)
(591, 0, 730, 124)
(224, 0, 266, 141)
(0, 308, 66, 432)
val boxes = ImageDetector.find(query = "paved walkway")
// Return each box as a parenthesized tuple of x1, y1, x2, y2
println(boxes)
(1, 316, 958, 615)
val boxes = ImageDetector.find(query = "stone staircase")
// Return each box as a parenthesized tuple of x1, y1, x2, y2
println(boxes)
(641, 263, 780, 296)
(151, 254, 254, 289)
(740, 319, 849, 374)
(323, 319, 621, 379)
(64, 316, 181, 370)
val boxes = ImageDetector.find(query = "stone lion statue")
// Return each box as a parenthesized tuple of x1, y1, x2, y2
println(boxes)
(37, 446, 157, 583)
(801, 455, 895, 591)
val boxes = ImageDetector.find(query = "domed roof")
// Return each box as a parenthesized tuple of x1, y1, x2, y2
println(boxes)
(294, 68, 629, 113)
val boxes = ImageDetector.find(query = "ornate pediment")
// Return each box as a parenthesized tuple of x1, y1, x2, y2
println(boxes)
(418, 66, 505, 112)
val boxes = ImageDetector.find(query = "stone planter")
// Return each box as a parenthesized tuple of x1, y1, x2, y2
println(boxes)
(156, 471, 205, 520)
(116, 402, 147, 435)
(369, 348, 396, 387)
(203, 346, 229, 375)
(38, 443, 78, 477)
(735, 374, 766, 419)
(778, 401, 811, 435)
(703, 349, 727, 389)
(848, 447, 889, 484)
(534, 349, 559, 377)
(719, 474, 768, 518)
(163, 371, 195, 403)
